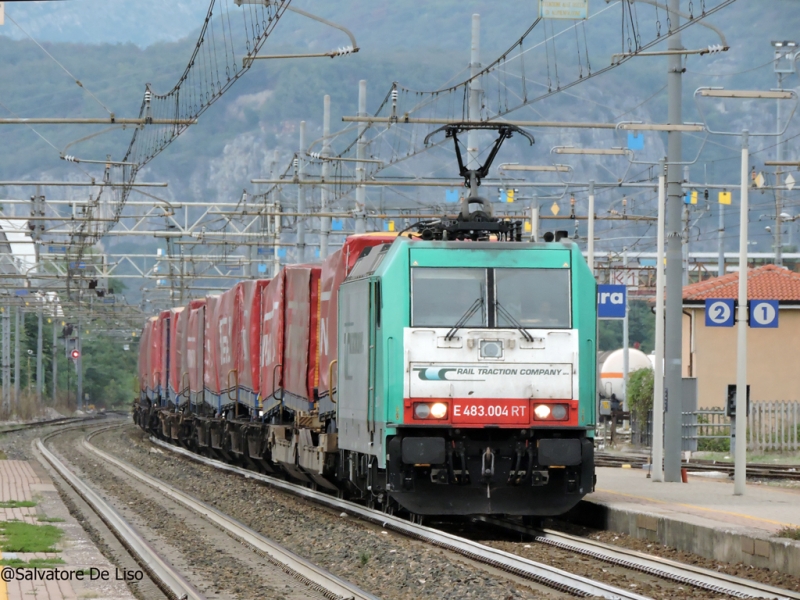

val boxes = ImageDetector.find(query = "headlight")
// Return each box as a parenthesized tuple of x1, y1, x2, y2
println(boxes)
(413, 402, 448, 420)
(534, 404, 551, 419)
(533, 403, 569, 421)
(430, 402, 448, 419)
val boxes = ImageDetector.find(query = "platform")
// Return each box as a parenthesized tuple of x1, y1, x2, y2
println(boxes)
(566, 466, 800, 576)
(0, 459, 135, 600)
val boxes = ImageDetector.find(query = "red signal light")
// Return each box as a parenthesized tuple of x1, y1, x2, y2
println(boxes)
(70, 349, 80, 360)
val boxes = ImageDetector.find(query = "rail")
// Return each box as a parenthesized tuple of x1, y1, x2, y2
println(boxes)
(149, 436, 650, 600)
(35, 432, 205, 600)
(479, 517, 800, 600)
(84, 427, 378, 600)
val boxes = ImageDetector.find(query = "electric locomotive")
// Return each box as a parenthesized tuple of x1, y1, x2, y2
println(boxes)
(135, 124, 597, 517)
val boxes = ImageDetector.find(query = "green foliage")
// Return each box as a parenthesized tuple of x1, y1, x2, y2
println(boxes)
(0, 501, 37, 509)
(0, 521, 63, 553)
(599, 300, 655, 353)
(697, 437, 730, 452)
(778, 527, 800, 541)
(359, 550, 370, 566)
(627, 368, 654, 420)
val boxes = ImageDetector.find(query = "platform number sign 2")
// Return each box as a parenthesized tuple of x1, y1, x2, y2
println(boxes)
(749, 300, 779, 328)
(705, 299, 734, 327)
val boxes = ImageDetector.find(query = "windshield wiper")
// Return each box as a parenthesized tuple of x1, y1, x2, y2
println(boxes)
(495, 301, 534, 342)
(445, 296, 484, 341)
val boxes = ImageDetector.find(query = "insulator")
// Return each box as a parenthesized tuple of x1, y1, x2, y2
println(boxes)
(293, 158, 299, 168)
(391, 89, 398, 101)
(144, 90, 152, 104)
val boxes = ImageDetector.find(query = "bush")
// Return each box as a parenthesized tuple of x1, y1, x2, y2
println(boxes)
(627, 368, 654, 421)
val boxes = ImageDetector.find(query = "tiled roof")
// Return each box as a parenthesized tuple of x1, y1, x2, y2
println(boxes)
(683, 264, 800, 301)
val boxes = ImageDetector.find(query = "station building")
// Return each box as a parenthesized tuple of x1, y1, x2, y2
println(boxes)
(681, 264, 800, 408)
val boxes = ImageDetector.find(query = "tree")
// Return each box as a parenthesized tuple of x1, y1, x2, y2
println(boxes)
(627, 368, 654, 421)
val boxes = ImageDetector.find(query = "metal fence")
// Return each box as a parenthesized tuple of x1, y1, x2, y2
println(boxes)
(748, 401, 800, 453)
(631, 401, 800, 453)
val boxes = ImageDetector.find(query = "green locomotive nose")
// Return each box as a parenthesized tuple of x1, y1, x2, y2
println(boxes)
(335, 237, 597, 515)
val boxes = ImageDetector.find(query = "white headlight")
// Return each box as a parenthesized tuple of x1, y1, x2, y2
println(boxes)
(414, 403, 431, 419)
(551, 404, 568, 420)
(430, 402, 448, 419)
(534, 404, 551, 419)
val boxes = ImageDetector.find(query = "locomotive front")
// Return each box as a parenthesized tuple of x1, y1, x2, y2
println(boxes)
(336, 237, 597, 516)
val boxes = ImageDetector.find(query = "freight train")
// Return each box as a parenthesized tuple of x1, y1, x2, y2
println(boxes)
(134, 125, 597, 516)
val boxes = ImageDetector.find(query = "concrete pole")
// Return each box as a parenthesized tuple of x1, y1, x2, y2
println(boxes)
(622, 247, 630, 412)
(14, 306, 20, 405)
(588, 181, 595, 276)
(718, 203, 725, 276)
(52, 315, 57, 405)
(465, 13, 482, 214)
(734, 131, 749, 496)
(355, 80, 367, 235)
(36, 301, 43, 403)
(663, 0, 684, 482)
(530, 205, 539, 242)
(320, 95, 331, 259)
(776, 71, 783, 266)
(2, 306, 8, 413)
(652, 159, 667, 482)
(77, 319, 83, 412)
(297, 120, 306, 262)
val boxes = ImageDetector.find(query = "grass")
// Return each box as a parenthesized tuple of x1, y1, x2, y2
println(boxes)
(359, 550, 370, 566)
(777, 526, 800, 541)
(0, 500, 37, 509)
(0, 450, 7, 460)
(0, 557, 65, 568)
(0, 521, 63, 553)
(36, 516, 65, 523)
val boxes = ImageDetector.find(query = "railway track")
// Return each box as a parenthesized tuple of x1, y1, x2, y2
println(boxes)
(0, 413, 109, 434)
(35, 427, 205, 600)
(44, 423, 378, 600)
(477, 517, 800, 600)
(135, 430, 798, 600)
(596, 452, 800, 481)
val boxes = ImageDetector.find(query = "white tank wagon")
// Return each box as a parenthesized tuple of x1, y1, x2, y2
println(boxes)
(599, 347, 653, 403)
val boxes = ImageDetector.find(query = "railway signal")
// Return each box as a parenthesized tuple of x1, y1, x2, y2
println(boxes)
(70, 349, 81, 361)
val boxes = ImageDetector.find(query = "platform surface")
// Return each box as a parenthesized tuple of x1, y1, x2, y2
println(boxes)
(0, 459, 135, 600)
(589, 466, 800, 535)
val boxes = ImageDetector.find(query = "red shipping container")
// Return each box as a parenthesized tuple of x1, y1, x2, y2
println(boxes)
(283, 265, 321, 402)
(158, 310, 171, 395)
(317, 235, 396, 400)
(259, 273, 285, 406)
(169, 307, 186, 400)
(185, 300, 206, 401)
(215, 287, 239, 399)
(138, 318, 155, 395)
(235, 279, 270, 400)
(203, 295, 221, 398)
(150, 313, 164, 397)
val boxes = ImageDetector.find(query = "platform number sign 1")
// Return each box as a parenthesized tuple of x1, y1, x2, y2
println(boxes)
(749, 300, 779, 328)
(705, 299, 734, 327)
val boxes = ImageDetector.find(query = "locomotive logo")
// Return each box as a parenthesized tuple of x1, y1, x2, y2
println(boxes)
(414, 365, 566, 380)
(413, 367, 482, 381)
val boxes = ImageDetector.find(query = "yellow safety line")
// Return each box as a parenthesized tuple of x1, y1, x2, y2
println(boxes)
(596, 488, 797, 528)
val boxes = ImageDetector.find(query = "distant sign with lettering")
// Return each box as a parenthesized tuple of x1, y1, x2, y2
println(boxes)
(539, 0, 588, 19)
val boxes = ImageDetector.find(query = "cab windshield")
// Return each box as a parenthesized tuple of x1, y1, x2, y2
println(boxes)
(411, 267, 570, 329)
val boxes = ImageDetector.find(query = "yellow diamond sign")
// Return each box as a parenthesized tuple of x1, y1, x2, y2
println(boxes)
(551, 202, 560, 216)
